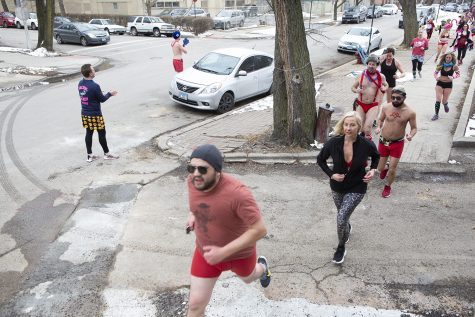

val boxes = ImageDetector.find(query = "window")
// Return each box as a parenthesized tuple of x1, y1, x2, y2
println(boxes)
(90, 20, 99, 24)
(113, 2, 118, 9)
(136, 17, 143, 23)
(143, 17, 151, 23)
(239, 57, 255, 73)
(254, 56, 273, 70)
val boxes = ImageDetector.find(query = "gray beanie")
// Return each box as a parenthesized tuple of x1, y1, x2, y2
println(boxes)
(366, 54, 379, 65)
(190, 144, 223, 172)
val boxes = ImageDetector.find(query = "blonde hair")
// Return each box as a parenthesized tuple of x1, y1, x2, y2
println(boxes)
(333, 111, 362, 136)
(436, 52, 456, 71)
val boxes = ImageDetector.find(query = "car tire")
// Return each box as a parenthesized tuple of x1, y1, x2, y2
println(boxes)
(105, 28, 110, 35)
(31, 22, 37, 30)
(153, 28, 161, 37)
(16, 21, 21, 29)
(56, 34, 63, 44)
(119, 32, 124, 35)
(356, 17, 360, 23)
(239, 20, 244, 27)
(217, 92, 235, 114)
(226, 22, 231, 29)
(3, 21, 7, 28)
(130, 27, 138, 36)
(80, 36, 88, 46)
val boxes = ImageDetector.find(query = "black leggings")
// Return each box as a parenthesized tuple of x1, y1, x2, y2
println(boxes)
(332, 191, 365, 246)
(85, 129, 109, 155)
(412, 59, 423, 72)
(457, 47, 467, 61)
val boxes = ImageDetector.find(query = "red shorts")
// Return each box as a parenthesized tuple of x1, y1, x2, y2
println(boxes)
(378, 138, 405, 158)
(190, 248, 256, 278)
(356, 99, 379, 113)
(173, 59, 183, 72)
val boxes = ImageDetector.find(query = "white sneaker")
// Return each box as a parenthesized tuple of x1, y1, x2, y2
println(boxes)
(104, 153, 119, 160)
(87, 154, 99, 163)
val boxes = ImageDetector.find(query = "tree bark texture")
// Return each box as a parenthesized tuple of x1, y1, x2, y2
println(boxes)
(146, 0, 152, 16)
(36, 0, 54, 51)
(333, 0, 345, 21)
(1, 0, 9, 12)
(399, 0, 418, 47)
(272, 0, 316, 146)
(58, 0, 66, 15)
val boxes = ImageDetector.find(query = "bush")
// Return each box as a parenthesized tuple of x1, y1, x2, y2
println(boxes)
(161, 16, 213, 35)
(191, 17, 213, 35)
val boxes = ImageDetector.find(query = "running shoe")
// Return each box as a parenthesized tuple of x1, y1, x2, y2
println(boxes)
(443, 103, 449, 113)
(345, 223, 352, 243)
(258, 256, 271, 288)
(380, 168, 389, 180)
(104, 153, 119, 160)
(382, 185, 391, 198)
(431, 114, 439, 121)
(332, 245, 346, 264)
(87, 154, 99, 163)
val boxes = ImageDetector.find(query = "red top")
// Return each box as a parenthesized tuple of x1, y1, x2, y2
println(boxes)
(188, 173, 261, 261)
(411, 37, 429, 56)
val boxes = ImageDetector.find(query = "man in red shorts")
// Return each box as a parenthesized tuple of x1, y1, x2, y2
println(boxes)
(171, 30, 187, 72)
(185, 144, 271, 317)
(375, 86, 417, 198)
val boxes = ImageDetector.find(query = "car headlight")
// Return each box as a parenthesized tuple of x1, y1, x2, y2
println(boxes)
(202, 83, 222, 94)
(86, 33, 97, 38)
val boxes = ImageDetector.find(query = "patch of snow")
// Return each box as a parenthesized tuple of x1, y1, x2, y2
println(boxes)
(29, 281, 53, 300)
(448, 160, 457, 164)
(231, 96, 273, 114)
(465, 116, 475, 137)
(0, 46, 58, 57)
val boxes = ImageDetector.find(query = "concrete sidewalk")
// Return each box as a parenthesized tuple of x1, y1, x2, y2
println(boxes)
(157, 33, 475, 165)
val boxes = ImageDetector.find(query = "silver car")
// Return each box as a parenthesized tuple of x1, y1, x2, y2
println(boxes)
(169, 48, 274, 113)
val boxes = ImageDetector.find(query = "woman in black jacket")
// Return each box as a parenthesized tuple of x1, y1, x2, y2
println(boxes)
(317, 111, 380, 264)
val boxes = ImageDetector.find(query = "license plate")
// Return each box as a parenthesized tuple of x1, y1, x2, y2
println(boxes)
(179, 92, 188, 100)
(102, 38, 106, 42)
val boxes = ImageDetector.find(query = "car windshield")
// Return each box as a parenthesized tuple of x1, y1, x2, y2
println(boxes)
(30, 13, 37, 19)
(217, 11, 233, 17)
(5, 12, 14, 17)
(103, 19, 113, 25)
(347, 7, 356, 12)
(348, 28, 370, 36)
(171, 9, 186, 15)
(194, 52, 240, 75)
(150, 17, 165, 23)
(76, 24, 97, 31)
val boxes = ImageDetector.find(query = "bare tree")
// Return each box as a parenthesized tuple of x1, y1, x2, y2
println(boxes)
(333, 0, 346, 21)
(36, 0, 54, 51)
(399, 0, 418, 47)
(1, 0, 9, 12)
(145, 0, 153, 16)
(58, 0, 66, 16)
(272, 0, 316, 146)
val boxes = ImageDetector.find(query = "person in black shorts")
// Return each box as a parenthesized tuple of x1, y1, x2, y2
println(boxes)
(432, 52, 460, 121)
(379, 47, 406, 103)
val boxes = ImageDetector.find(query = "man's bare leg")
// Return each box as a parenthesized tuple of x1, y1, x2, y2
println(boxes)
(385, 156, 401, 187)
(187, 276, 219, 317)
(363, 106, 379, 138)
(355, 106, 367, 135)
(239, 262, 265, 284)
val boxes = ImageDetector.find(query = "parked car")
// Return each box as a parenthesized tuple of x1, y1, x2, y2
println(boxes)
(442, 3, 458, 12)
(381, 3, 398, 15)
(399, 6, 435, 28)
(213, 9, 245, 29)
(242, 4, 258, 17)
(126, 16, 175, 37)
(166, 8, 188, 17)
(0, 11, 15, 28)
(54, 16, 72, 28)
(367, 5, 383, 18)
(14, 12, 38, 30)
(337, 26, 382, 53)
(169, 48, 274, 113)
(184, 8, 210, 17)
(54, 22, 110, 46)
(458, 3, 470, 12)
(89, 19, 126, 35)
(342, 6, 367, 24)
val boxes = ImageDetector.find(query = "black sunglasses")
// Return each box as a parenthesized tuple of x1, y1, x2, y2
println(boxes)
(187, 165, 208, 174)
(391, 96, 403, 101)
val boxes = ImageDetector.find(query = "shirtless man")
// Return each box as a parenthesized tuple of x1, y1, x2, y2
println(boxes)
(375, 86, 417, 198)
(171, 30, 187, 72)
(351, 55, 389, 140)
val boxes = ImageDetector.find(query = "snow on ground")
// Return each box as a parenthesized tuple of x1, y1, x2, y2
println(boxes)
(0, 66, 56, 75)
(0, 46, 58, 57)
(465, 114, 475, 137)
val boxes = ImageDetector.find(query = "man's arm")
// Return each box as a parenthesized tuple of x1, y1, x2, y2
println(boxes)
(202, 218, 267, 265)
(351, 77, 361, 93)
(380, 73, 389, 92)
(395, 61, 406, 79)
(406, 111, 417, 141)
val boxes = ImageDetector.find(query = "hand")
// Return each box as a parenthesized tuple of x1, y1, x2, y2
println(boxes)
(380, 86, 387, 93)
(393, 75, 398, 79)
(202, 245, 225, 265)
(374, 127, 381, 135)
(331, 173, 346, 182)
(406, 133, 413, 141)
(354, 87, 362, 93)
(186, 213, 195, 233)
(110, 91, 118, 96)
(363, 170, 375, 183)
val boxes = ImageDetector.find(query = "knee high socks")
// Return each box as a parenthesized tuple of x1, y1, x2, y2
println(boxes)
(435, 101, 440, 115)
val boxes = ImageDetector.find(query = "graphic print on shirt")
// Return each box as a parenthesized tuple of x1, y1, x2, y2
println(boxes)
(194, 202, 215, 239)
(78, 85, 89, 105)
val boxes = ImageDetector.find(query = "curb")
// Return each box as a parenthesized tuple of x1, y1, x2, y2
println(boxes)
(452, 68, 475, 147)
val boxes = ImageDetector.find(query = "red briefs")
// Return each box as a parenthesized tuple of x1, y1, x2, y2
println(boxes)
(356, 99, 379, 113)
(378, 136, 405, 158)
(191, 247, 256, 278)
(173, 59, 183, 72)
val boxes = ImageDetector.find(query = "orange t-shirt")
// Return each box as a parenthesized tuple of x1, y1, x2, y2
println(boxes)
(187, 173, 261, 261)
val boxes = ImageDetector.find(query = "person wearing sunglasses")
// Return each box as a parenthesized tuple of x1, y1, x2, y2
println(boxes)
(185, 144, 271, 317)
(317, 111, 380, 265)
(375, 86, 417, 198)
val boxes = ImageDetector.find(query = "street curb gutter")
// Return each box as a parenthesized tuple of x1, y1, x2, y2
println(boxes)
(452, 69, 475, 147)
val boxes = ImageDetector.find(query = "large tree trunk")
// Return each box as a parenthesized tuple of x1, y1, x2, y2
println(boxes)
(333, 0, 345, 21)
(1, 0, 9, 12)
(272, 0, 316, 146)
(145, 0, 152, 16)
(399, 0, 418, 47)
(58, 0, 66, 16)
(36, 0, 54, 51)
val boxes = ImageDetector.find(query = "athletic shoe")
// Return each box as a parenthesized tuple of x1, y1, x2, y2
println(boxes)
(332, 245, 346, 264)
(258, 256, 271, 288)
(443, 103, 449, 113)
(345, 223, 352, 243)
(431, 114, 439, 121)
(104, 153, 119, 160)
(418, 71, 422, 78)
(86, 154, 99, 163)
(380, 168, 389, 180)
(382, 185, 391, 198)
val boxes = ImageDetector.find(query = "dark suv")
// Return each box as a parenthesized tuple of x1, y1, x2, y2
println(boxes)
(342, 6, 367, 24)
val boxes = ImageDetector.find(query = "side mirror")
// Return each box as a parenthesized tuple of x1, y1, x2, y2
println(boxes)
(237, 70, 247, 76)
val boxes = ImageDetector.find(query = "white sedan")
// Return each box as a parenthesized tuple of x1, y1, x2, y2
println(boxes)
(337, 26, 383, 53)
(89, 18, 126, 35)
(381, 4, 398, 15)
(169, 48, 274, 113)
(14, 12, 38, 30)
